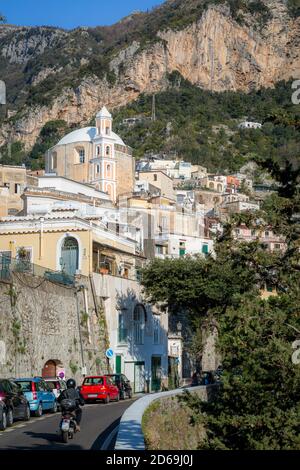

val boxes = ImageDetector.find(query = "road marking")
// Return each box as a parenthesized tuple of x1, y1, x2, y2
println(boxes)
(101, 425, 119, 450)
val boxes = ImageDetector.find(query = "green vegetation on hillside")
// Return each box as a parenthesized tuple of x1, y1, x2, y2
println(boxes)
(2, 74, 299, 172)
(287, 0, 300, 17)
(114, 74, 300, 173)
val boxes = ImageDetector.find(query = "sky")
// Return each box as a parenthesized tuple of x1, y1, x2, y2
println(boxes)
(0, 0, 165, 29)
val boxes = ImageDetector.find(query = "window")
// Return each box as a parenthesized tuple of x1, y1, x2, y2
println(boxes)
(107, 164, 111, 177)
(51, 152, 57, 170)
(79, 149, 85, 164)
(8, 209, 19, 216)
(202, 244, 209, 255)
(274, 243, 281, 251)
(96, 164, 100, 174)
(179, 241, 186, 257)
(235, 229, 240, 235)
(14, 184, 20, 194)
(0, 251, 11, 265)
(16, 247, 32, 262)
(118, 312, 128, 344)
(265, 231, 270, 237)
(97, 146, 101, 156)
(153, 316, 160, 345)
(161, 216, 168, 230)
(106, 146, 110, 156)
(83, 377, 104, 385)
(155, 245, 163, 255)
(105, 126, 110, 135)
(251, 229, 256, 236)
(153, 174, 157, 182)
(133, 304, 146, 345)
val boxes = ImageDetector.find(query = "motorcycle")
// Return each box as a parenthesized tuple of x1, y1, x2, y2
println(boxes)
(59, 399, 78, 443)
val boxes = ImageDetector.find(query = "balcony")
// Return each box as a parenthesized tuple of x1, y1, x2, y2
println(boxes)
(0, 255, 75, 287)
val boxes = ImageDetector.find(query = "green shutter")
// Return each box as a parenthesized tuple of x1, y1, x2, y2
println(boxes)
(116, 355, 122, 374)
(202, 244, 209, 254)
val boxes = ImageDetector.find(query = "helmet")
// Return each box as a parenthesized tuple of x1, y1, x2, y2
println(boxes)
(66, 378, 76, 389)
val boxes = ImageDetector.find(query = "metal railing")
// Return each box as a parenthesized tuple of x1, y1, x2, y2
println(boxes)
(0, 255, 75, 287)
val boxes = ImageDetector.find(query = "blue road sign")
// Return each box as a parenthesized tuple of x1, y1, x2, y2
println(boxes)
(106, 348, 114, 359)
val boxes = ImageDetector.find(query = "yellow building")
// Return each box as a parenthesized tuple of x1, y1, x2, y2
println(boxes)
(137, 170, 175, 201)
(0, 164, 27, 216)
(0, 178, 144, 280)
(45, 107, 135, 203)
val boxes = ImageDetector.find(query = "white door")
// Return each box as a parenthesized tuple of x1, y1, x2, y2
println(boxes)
(134, 362, 145, 393)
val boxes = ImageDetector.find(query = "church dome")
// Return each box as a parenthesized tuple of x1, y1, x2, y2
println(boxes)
(56, 126, 126, 146)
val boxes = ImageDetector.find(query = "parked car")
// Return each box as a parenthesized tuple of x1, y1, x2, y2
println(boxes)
(80, 376, 120, 403)
(105, 374, 133, 400)
(0, 379, 30, 430)
(44, 378, 67, 400)
(14, 377, 57, 417)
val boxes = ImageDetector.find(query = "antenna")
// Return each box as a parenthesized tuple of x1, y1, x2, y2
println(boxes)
(152, 94, 156, 122)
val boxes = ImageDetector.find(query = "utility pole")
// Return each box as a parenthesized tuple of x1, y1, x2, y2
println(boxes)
(152, 94, 156, 122)
(75, 286, 86, 377)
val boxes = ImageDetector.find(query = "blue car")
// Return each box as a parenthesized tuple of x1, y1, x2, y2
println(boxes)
(14, 377, 58, 417)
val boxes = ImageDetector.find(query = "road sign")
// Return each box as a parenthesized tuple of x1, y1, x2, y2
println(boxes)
(106, 348, 114, 359)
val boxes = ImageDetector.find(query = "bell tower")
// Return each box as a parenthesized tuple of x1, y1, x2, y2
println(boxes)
(93, 107, 116, 202)
(96, 106, 112, 136)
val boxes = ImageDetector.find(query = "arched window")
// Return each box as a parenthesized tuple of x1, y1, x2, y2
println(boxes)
(106, 146, 110, 156)
(133, 304, 146, 345)
(107, 164, 111, 177)
(209, 182, 214, 190)
(51, 152, 57, 170)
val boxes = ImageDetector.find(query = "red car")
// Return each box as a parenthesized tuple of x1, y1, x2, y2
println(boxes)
(80, 376, 120, 403)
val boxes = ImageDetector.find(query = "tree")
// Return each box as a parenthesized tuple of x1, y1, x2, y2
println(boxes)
(0, 14, 6, 23)
(141, 158, 300, 449)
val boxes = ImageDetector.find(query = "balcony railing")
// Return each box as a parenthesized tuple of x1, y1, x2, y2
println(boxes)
(0, 255, 75, 287)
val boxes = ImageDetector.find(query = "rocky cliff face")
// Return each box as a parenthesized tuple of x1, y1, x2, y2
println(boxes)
(0, 0, 299, 150)
(0, 26, 67, 64)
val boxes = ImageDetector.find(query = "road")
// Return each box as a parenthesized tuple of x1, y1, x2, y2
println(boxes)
(0, 399, 134, 450)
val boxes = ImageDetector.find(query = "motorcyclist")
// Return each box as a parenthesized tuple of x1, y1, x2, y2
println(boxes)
(58, 378, 84, 432)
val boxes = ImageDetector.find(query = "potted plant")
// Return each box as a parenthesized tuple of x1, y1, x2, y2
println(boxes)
(16, 247, 31, 272)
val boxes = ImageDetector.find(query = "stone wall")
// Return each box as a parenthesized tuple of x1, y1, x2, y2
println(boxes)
(0, 272, 108, 383)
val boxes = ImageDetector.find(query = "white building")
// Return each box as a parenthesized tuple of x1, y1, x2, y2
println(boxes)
(238, 121, 262, 130)
(93, 274, 168, 392)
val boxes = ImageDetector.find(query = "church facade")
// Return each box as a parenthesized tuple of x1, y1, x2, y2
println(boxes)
(45, 107, 134, 202)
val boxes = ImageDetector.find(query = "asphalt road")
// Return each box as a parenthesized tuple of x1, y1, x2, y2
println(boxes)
(0, 399, 134, 450)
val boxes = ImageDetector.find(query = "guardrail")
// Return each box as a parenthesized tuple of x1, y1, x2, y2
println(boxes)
(0, 255, 75, 287)
(115, 385, 209, 450)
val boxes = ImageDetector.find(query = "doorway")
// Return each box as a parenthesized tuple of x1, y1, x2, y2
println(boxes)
(151, 356, 162, 392)
(61, 237, 79, 276)
(134, 362, 145, 393)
